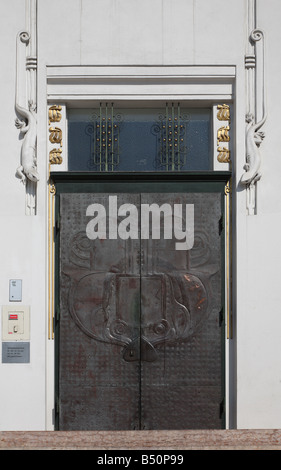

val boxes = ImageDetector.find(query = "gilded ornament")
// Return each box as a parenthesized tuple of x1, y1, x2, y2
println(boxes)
(217, 104, 230, 122)
(217, 147, 231, 163)
(49, 105, 62, 125)
(224, 180, 231, 195)
(49, 183, 56, 195)
(217, 126, 230, 145)
(49, 148, 63, 165)
(49, 127, 62, 146)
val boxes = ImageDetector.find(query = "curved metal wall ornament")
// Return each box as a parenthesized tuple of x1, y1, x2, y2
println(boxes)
(242, 24, 267, 215)
(15, 0, 38, 215)
(15, 31, 39, 184)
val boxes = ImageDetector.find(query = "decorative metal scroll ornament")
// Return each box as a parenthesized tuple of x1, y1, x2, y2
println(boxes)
(151, 103, 190, 171)
(85, 103, 122, 171)
(15, 31, 39, 184)
(241, 28, 267, 211)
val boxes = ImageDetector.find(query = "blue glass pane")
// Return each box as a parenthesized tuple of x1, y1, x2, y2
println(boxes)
(67, 107, 212, 172)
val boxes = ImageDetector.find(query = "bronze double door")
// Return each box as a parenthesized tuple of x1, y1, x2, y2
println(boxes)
(56, 187, 225, 430)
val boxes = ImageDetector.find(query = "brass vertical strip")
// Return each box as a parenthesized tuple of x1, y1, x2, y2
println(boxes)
(48, 104, 63, 339)
(229, 179, 233, 339)
(225, 180, 233, 339)
(51, 183, 56, 339)
(48, 172, 56, 340)
(48, 176, 52, 340)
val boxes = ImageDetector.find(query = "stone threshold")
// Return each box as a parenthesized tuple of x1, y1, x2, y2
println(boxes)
(0, 429, 281, 450)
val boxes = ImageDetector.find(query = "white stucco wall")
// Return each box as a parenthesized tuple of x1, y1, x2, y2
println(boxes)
(0, 0, 280, 430)
(0, 0, 46, 430)
(235, 0, 281, 429)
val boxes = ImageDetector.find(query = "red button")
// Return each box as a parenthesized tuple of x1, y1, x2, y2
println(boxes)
(9, 314, 18, 320)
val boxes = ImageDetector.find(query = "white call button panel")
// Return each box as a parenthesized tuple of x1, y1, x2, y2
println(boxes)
(2, 306, 30, 341)
(9, 279, 22, 302)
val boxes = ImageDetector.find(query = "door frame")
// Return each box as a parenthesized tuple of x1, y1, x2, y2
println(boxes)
(51, 171, 231, 430)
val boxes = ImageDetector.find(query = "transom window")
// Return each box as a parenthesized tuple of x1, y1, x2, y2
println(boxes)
(67, 103, 212, 172)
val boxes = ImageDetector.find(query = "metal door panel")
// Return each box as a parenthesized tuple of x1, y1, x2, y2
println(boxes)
(58, 193, 141, 430)
(57, 189, 224, 430)
(140, 193, 222, 429)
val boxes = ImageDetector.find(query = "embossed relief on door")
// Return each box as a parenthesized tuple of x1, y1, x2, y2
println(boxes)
(57, 191, 224, 430)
